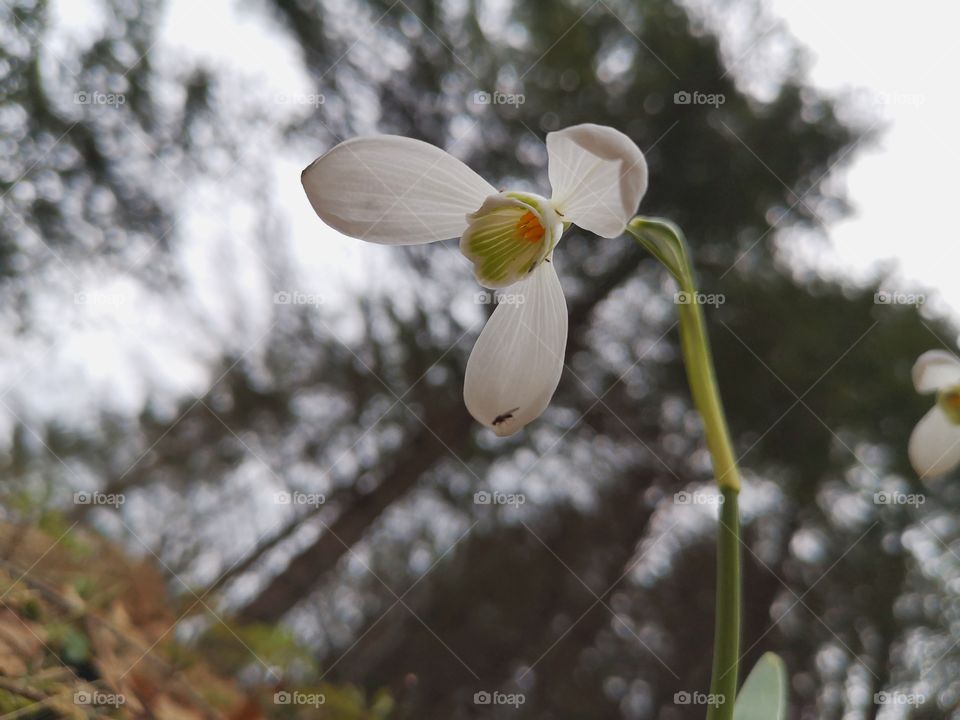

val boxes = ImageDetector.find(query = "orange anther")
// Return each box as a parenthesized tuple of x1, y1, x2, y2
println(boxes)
(516, 211, 544, 243)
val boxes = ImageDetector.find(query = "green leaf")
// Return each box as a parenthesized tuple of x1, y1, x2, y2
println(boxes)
(48, 623, 91, 665)
(733, 652, 787, 720)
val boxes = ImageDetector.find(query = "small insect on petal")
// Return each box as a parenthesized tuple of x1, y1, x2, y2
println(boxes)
(464, 261, 568, 437)
(492, 407, 520, 427)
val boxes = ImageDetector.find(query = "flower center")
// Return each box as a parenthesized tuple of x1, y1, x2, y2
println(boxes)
(938, 385, 960, 425)
(459, 191, 561, 289)
(517, 211, 545, 243)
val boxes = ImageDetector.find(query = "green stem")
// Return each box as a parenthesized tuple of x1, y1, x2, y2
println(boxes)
(708, 485, 740, 720)
(675, 283, 741, 494)
(626, 217, 741, 719)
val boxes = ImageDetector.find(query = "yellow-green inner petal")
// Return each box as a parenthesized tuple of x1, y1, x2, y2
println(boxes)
(460, 194, 554, 289)
(938, 385, 960, 424)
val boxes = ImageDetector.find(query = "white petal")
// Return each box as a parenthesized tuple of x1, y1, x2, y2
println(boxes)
(302, 136, 495, 245)
(546, 124, 647, 238)
(464, 260, 568, 436)
(912, 350, 960, 394)
(909, 406, 960, 479)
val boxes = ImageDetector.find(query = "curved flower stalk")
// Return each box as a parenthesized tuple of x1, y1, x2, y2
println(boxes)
(631, 218, 787, 720)
(628, 218, 743, 720)
(301, 124, 647, 436)
(909, 350, 960, 478)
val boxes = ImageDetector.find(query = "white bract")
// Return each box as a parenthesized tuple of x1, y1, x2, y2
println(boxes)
(302, 124, 647, 436)
(909, 350, 960, 478)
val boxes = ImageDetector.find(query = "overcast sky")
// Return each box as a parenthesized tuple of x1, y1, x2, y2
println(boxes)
(767, 0, 959, 321)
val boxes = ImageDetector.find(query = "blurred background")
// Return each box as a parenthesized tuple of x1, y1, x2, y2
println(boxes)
(0, 0, 958, 717)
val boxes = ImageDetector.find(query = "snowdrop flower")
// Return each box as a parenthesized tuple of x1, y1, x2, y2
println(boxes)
(302, 124, 647, 436)
(909, 350, 960, 478)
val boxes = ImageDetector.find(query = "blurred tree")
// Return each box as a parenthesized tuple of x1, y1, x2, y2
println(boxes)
(1, 0, 958, 718)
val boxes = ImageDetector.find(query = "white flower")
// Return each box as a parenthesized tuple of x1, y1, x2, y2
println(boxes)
(302, 124, 647, 436)
(909, 350, 960, 478)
